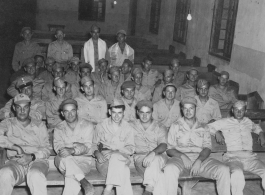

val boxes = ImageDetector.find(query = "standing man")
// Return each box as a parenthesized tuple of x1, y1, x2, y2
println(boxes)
(176, 68, 198, 101)
(209, 71, 238, 109)
(130, 100, 168, 195)
(12, 27, 41, 72)
(84, 24, 108, 72)
(153, 83, 181, 129)
(164, 97, 231, 195)
(0, 93, 50, 195)
(75, 76, 107, 124)
(209, 101, 265, 195)
(132, 68, 152, 102)
(121, 81, 138, 122)
(170, 58, 185, 88)
(47, 29, 73, 64)
(54, 99, 95, 195)
(93, 98, 135, 195)
(195, 79, 221, 124)
(108, 30, 134, 67)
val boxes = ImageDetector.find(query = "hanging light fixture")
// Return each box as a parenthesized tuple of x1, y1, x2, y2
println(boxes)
(187, 9, 192, 21)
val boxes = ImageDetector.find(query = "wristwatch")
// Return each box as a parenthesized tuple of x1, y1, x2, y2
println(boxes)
(31, 153, 36, 161)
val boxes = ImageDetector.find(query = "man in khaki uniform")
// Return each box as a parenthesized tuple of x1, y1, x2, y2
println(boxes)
(93, 98, 135, 195)
(12, 27, 41, 72)
(130, 100, 168, 195)
(54, 99, 95, 195)
(153, 83, 181, 129)
(101, 66, 123, 104)
(195, 79, 221, 124)
(7, 57, 45, 99)
(0, 75, 45, 121)
(209, 71, 238, 109)
(0, 93, 50, 195)
(164, 97, 230, 195)
(170, 58, 185, 88)
(38, 57, 55, 84)
(209, 101, 265, 195)
(141, 56, 162, 87)
(176, 68, 198, 101)
(121, 81, 138, 122)
(132, 68, 152, 102)
(152, 69, 175, 103)
(47, 29, 73, 64)
(75, 76, 107, 124)
(120, 59, 133, 83)
(64, 57, 81, 85)
(45, 77, 69, 130)
(91, 58, 109, 87)
(108, 30, 134, 67)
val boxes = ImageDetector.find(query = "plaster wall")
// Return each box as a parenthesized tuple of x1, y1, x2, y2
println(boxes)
(36, 0, 131, 34)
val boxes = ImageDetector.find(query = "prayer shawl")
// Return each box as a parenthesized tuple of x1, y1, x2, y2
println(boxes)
(108, 43, 134, 67)
(84, 38, 107, 72)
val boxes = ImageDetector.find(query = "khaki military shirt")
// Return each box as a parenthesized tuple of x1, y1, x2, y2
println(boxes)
(47, 40, 73, 63)
(175, 82, 197, 101)
(142, 69, 162, 87)
(100, 81, 122, 104)
(134, 85, 152, 102)
(122, 97, 137, 122)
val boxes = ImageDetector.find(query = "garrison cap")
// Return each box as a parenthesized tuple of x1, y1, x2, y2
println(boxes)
(121, 81, 136, 89)
(116, 29, 127, 36)
(81, 76, 93, 86)
(60, 99, 78, 110)
(109, 66, 120, 74)
(110, 98, 124, 108)
(21, 27, 32, 34)
(53, 77, 66, 87)
(14, 94, 31, 104)
(22, 57, 35, 67)
(79, 63, 93, 71)
(233, 100, 246, 108)
(181, 97, 197, 106)
(197, 79, 209, 88)
(132, 67, 143, 76)
(16, 75, 33, 89)
(69, 56, 81, 63)
(220, 71, 230, 78)
(136, 100, 153, 110)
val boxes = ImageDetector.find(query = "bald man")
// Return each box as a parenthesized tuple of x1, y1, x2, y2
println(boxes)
(209, 101, 265, 195)
(208, 71, 238, 109)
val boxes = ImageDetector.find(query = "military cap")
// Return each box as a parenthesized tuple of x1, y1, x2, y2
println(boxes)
(21, 27, 32, 34)
(60, 99, 78, 110)
(164, 69, 174, 75)
(121, 81, 136, 89)
(197, 79, 209, 88)
(98, 58, 108, 65)
(14, 93, 31, 104)
(220, 71, 229, 78)
(16, 75, 33, 89)
(53, 77, 66, 87)
(122, 59, 133, 68)
(69, 56, 81, 63)
(110, 98, 124, 108)
(163, 83, 177, 91)
(109, 66, 120, 74)
(233, 100, 246, 108)
(132, 67, 143, 76)
(91, 24, 100, 32)
(181, 97, 197, 106)
(136, 100, 153, 110)
(22, 57, 35, 67)
(79, 63, 93, 70)
(81, 76, 93, 86)
(116, 29, 127, 36)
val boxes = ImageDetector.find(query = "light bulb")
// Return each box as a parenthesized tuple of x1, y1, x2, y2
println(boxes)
(187, 13, 192, 21)
(114, 0, 117, 4)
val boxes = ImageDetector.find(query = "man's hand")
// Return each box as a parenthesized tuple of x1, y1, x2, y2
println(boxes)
(181, 154, 192, 169)
(143, 151, 155, 167)
(215, 131, 225, 145)
(59, 147, 74, 158)
(16, 153, 32, 166)
(94, 150, 107, 164)
(190, 159, 202, 176)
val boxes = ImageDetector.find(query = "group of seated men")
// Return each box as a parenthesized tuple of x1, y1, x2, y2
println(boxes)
(0, 25, 264, 195)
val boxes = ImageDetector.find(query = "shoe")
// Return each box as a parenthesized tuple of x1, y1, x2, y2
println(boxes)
(80, 178, 95, 195)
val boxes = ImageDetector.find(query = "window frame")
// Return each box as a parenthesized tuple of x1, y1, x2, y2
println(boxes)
(78, 0, 106, 22)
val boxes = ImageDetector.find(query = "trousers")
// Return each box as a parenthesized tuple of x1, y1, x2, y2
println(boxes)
(134, 153, 167, 195)
(55, 155, 92, 195)
(0, 159, 49, 195)
(164, 156, 230, 195)
(96, 152, 133, 195)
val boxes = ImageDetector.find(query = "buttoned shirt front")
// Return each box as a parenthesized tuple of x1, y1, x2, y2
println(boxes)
(168, 118, 212, 154)
(134, 85, 152, 102)
(75, 94, 107, 124)
(47, 40, 73, 63)
(53, 118, 94, 156)
(209, 117, 262, 152)
(12, 41, 41, 71)
(93, 118, 135, 155)
(175, 82, 197, 101)
(173, 71, 185, 88)
(142, 69, 162, 87)
(108, 43, 134, 67)
(130, 119, 167, 154)
(0, 118, 50, 159)
(195, 96, 222, 124)
(122, 97, 138, 122)
(208, 84, 238, 109)
(153, 99, 181, 128)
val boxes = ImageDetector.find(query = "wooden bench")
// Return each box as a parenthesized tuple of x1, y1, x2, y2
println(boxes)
(1, 110, 265, 194)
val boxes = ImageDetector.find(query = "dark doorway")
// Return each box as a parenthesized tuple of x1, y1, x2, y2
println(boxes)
(128, 0, 138, 35)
